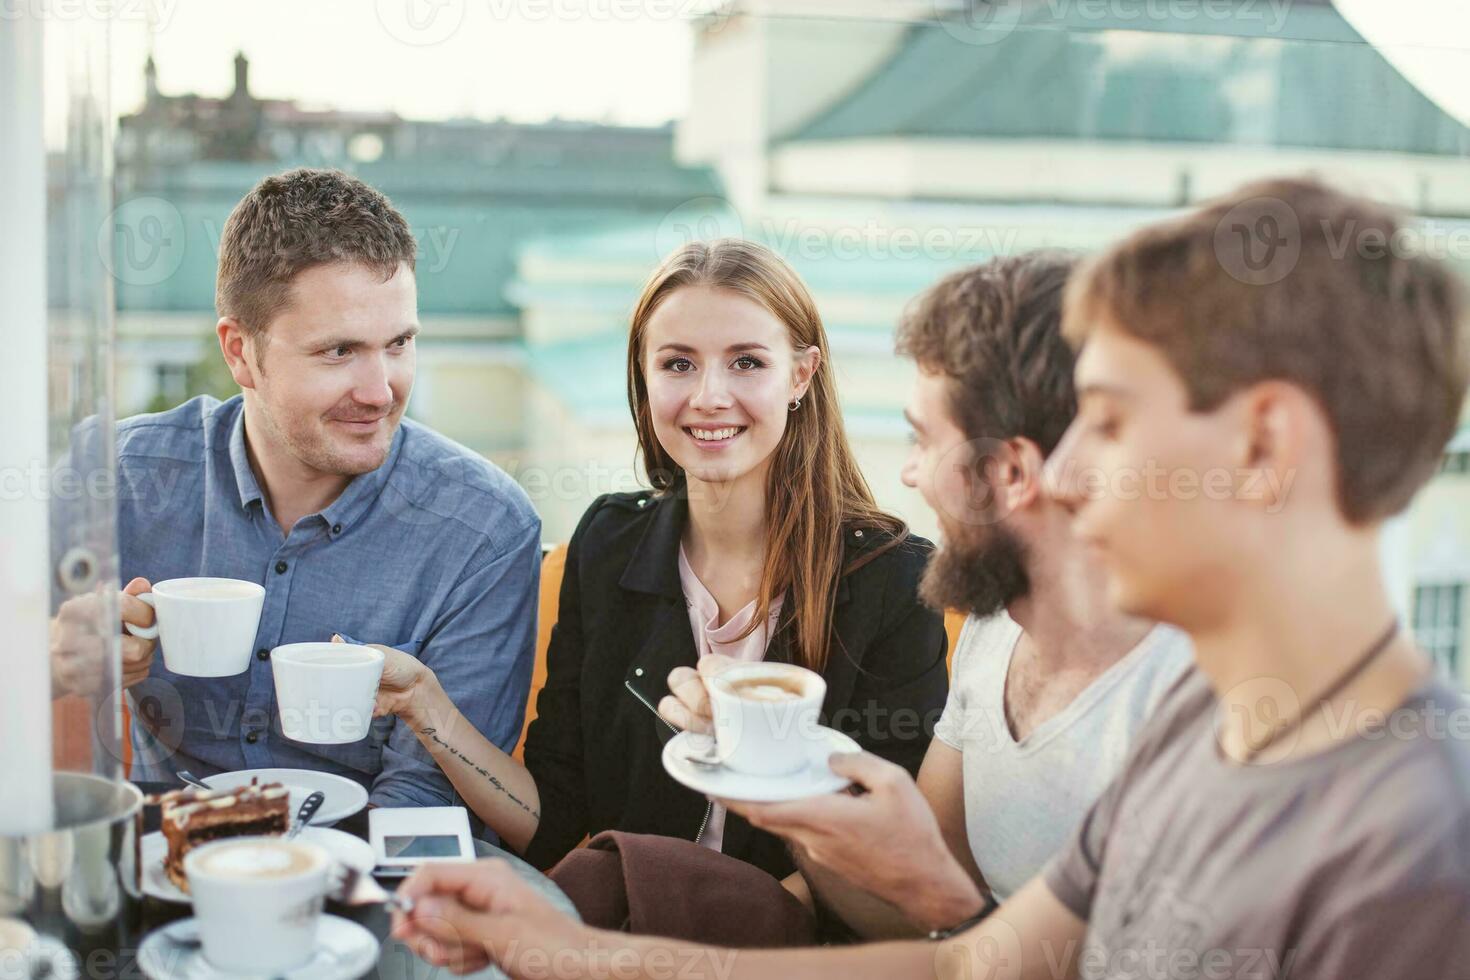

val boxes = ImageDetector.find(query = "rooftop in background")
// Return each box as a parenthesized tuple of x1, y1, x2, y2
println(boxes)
(103, 52, 721, 319)
(786, 2, 1470, 156)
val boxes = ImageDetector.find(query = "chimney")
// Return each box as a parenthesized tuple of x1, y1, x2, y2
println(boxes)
(144, 53, 158, 104)
(232, 51, 249, 100)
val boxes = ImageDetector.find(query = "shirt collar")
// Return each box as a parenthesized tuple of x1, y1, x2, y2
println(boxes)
(227, 404, 264, 510)
(227, 401, 406, 535)
(319, 427, 403, 533)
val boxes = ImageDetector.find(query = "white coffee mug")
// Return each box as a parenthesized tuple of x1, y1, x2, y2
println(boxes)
(184, 837, 330, 973)
(123, 577, 265, 677)
(272, 642, 385, 744)
(707, 662, 827, 778)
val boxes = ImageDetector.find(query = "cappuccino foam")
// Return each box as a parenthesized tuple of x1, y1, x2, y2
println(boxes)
(728, 676, 807, 702)
(197, 841, 321, 880)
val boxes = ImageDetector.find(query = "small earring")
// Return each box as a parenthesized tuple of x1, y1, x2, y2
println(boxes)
(789, 397, 802, 412)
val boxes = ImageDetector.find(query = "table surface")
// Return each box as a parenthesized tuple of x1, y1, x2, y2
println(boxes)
(128, 780, 577, 980)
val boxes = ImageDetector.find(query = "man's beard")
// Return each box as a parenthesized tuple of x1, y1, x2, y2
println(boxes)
(919, 519, 1031, 619)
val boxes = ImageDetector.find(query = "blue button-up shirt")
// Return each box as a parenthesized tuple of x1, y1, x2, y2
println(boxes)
(117, 395, 540, 816)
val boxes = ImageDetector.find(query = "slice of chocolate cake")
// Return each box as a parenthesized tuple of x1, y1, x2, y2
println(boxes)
(146, 779, 291, 892)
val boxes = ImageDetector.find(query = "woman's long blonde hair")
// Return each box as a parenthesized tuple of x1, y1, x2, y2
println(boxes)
(626, 238, 907, 672)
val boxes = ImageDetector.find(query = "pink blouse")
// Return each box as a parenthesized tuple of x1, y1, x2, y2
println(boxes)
(678, 544, 785, 852)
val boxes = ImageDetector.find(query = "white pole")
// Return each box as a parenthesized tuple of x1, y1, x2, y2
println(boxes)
(0, 9, 57, 834)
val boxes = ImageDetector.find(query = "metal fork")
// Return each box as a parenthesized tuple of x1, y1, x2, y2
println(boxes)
(330, 862, 416, 915)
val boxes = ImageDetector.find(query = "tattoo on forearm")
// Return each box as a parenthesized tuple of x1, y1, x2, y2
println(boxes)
(419, 727, 539, 819)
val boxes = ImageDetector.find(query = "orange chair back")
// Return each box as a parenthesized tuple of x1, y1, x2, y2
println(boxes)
(944, 609, 967, 673)
(515, 544, 568, 760)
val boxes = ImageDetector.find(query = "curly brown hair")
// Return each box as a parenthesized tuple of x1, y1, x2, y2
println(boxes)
(896, 251, 1080, 456)
(215, 168, 417, 343)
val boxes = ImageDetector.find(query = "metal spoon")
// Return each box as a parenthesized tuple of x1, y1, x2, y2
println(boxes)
(287, 791, 326, 839)
(679, 733, 723, 770)
(175, 770, 210, 790)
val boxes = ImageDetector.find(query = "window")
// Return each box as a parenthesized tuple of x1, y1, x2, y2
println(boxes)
(1413, 583, 1465, 678)
(1440, 451, 1470, 475)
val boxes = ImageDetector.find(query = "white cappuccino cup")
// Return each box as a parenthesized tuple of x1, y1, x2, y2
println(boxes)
(272, 642, 385, 744)
(123, 577, 265, 677)
(184, 837, 330, 973)
(707, 662, 827, 777)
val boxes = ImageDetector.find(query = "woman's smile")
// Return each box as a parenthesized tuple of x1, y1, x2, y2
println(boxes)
(684, 424, 748, 449)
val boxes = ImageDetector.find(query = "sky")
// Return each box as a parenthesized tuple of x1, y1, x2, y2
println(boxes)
(36, 0, 1470, 134)
(1335, 0, 1470, 127)
(107, 0, 700, 124)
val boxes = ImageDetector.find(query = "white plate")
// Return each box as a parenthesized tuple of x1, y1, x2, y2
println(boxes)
(140, 827, 375, 904)
(201, 769, 368, 827)
(661, 726, 858, 802)
(138, 913, 379, 980)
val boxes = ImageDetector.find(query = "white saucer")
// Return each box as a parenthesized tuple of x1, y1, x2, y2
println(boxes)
(140, 827, 375, 904)
(200, 769, 368, 827)
(138, 914, 378, 980)
(661, 726, 859, 802)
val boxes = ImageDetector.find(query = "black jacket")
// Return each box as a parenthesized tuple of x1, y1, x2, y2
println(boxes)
(519, 489, 950, 880)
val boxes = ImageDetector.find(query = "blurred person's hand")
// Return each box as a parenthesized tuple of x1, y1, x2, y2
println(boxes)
(657, 652, 740, 733)
(51, 578, 157, 697)
(721, 751, 985, 932)
(334, 635, 442, 725)
(392, 859, 596, 977)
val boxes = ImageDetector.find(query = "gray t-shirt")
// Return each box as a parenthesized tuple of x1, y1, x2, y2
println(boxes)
(933, 614, 1192, 899)
(1045, 668, 1470, 980)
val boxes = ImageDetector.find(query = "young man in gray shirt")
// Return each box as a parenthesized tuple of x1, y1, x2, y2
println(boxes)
(387, 177, 1470, 980)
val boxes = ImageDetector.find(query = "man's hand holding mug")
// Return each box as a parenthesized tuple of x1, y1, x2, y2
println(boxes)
(50, 577, 158, 698)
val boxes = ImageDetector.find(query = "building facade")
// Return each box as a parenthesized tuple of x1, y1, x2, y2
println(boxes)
(99, 7, 1470, 681)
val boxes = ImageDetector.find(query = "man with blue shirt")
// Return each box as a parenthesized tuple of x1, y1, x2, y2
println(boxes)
(110, 168, 540, 814)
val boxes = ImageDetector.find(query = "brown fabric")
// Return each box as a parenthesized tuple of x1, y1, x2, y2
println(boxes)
(548, 831, 816, 948)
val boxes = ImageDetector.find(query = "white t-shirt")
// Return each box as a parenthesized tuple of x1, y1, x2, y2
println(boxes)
(932, 613, 1192, 900)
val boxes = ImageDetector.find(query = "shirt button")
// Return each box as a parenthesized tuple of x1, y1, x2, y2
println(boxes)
(256, 648, 270, 661)
(275, 560, 288, 574)
(244, 731, 259, 744)
(854, 529, 864, 538)
(638, 498, 647, 508)
(634, 667, 644, 677)
(331, 524, 343, 535)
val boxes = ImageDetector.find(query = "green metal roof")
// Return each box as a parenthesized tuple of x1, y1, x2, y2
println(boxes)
(105, 139, 721, 317)
(785, 8, 1470, 156)
(516, 215, 1004, 299)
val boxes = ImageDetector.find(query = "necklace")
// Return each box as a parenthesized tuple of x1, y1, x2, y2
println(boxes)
(1237, 618, 1400, 763)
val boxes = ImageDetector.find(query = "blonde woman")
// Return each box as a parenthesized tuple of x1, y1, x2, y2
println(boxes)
(370, 239, 948, 880)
